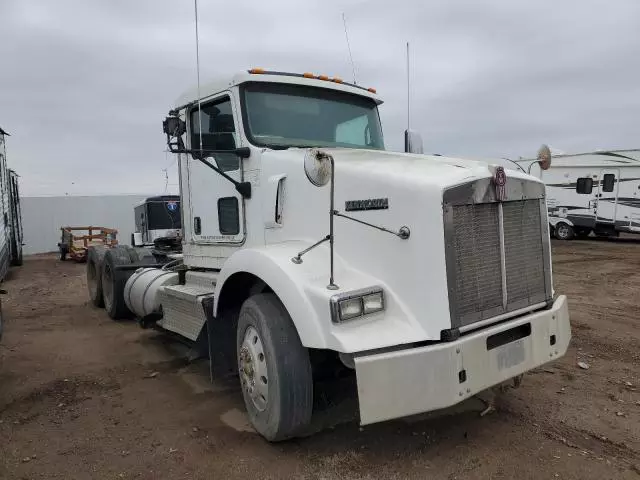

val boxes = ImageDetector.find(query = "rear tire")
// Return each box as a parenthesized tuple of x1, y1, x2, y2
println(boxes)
(87, 247, 105, 308)
(554, 222, 574, 240)
(101, 247, 133, 320)
(236, 293, 313, 442)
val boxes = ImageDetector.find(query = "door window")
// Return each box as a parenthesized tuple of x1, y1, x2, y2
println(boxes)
(602, 173, 615, 193)
(190, 97, 239, 172)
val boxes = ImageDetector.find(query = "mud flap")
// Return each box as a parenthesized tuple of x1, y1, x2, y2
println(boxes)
(202, 297, 238, 382)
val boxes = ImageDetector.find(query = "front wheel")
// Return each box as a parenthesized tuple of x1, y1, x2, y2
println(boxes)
(236, 293, 313, 442)
(554, 222, 574, 240)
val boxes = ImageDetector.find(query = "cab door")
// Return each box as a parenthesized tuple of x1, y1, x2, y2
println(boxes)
(595, 169, 619, 223)
(186, 94, 245, 244)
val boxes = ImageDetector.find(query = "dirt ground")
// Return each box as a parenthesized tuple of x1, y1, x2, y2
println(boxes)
(0, 240, 639, 480)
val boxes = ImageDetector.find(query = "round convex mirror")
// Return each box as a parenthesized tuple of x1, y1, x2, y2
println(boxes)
(537, 144, 552, 170)
(304, 149, 332, 187)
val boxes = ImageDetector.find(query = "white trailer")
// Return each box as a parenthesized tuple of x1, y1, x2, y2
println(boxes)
(88, 69, 571, 441)
(0, 127, 24, 340)
(515, 149, 640, 239)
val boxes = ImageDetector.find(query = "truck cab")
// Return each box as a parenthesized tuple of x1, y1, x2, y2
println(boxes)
(132, 195, 181, 247)
(96, 69, 571, 442)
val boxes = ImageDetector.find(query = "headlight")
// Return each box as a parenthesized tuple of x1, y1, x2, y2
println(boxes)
(339, 297, 363, 320)
(363, 292, 384, 314)
(330, 287, 385, 323)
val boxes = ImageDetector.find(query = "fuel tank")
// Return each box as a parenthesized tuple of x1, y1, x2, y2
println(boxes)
(124, 268, 179, 318)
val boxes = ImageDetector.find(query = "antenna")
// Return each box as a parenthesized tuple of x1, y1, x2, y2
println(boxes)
(163, 168, 169, 193)
(342, 13, 357, 85)
(406, 41, 410, 131)
(194, 0, 204, 157)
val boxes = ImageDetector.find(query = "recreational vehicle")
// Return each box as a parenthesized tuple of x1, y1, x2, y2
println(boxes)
(516, 149, 640, 240)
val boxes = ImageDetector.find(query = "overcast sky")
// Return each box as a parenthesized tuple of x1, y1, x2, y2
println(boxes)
(1, 0, 639, 196)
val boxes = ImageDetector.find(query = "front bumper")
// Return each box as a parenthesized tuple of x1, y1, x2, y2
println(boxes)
(355, 295, 570, 425)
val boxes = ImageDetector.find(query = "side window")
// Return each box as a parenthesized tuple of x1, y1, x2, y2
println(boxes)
(576, 177, 593, 194)
(602, 174, 615, 192)
(190, 97, 239, 172)
(218, 197, 240, 235)
(336, 115, 370, 147)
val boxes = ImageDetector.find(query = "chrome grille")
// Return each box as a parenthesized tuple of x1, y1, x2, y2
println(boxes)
(446, 198, 549, 328)
(452, 203, 503, 319)
(503, 201, 547, 308)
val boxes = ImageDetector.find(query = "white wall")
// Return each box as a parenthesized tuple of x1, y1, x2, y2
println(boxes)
(22, 195, 149, 255)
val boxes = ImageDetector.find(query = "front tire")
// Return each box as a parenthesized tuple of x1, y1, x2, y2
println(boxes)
(236, 293, 313, 442)
(554, 222, 574, 240)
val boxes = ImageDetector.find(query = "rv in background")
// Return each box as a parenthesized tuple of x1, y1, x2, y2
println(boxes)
(515, 149, 640, 240)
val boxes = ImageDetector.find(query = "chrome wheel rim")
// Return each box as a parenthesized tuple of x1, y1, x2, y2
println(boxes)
(557, 224, 569, 238)
(239, 326, 268, 412)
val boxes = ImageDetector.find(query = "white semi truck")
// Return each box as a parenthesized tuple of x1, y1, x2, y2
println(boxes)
(88, 69, 571, 441)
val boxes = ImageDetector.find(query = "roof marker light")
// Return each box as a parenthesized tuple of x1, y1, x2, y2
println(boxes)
(332, 77, 344, 83)
(248, 68, 265, 74)
(318, 75, 329, 81)
(367, 87, 377, 93)
(303, 72, 316, 78)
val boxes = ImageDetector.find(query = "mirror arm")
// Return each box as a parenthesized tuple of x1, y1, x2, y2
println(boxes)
(196, 155, 252, 199)
(165, 139, 252, 198)
(333, 211, 411, 239)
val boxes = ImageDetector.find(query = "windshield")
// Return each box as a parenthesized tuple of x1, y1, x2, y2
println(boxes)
(241, 82, 384, 150)
(147, 201, 181, 230)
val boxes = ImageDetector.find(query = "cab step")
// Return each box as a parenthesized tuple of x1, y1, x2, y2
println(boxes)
(157, 271, 218, 341)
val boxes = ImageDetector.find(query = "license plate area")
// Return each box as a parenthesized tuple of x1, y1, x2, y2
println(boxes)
(486, 323, 531, 350)
(486, 323, 531, 371)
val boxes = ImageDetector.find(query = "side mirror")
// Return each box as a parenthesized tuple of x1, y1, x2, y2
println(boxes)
(304, 149, 333, 187)
(537, 144, 552, 170)
(163, 116, 186, 137)
(404, 129, 423, 154)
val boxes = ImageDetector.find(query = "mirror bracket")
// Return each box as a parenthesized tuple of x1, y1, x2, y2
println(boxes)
(404, 129, 424, 154)
(163, 114, 252, 198)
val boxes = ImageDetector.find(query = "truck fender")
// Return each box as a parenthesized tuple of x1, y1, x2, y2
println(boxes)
(548, 216, 574, 228)
(214, 245, 328, 349)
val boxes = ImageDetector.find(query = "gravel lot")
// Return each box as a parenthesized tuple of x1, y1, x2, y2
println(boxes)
(0, 239, 639, 479)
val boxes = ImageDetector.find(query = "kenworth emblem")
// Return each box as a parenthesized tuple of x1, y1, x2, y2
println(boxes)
(491, 166, 507, 201)
(345, 198, 389, 211)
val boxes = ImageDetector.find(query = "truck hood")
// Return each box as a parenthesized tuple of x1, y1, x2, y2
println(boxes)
(259, 147, 542, 351)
